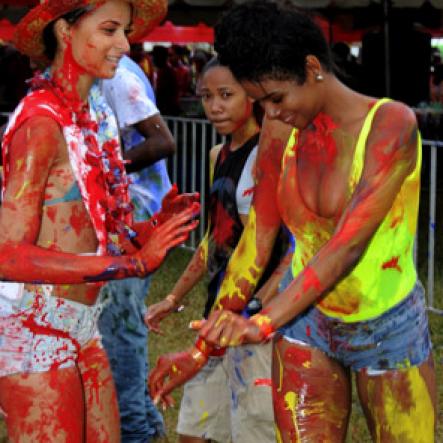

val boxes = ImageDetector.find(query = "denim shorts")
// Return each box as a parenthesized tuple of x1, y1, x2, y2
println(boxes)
(279, 278, 432, 372)
(0, 284, 102, 377)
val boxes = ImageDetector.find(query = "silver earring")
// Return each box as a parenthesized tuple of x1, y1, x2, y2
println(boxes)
(315, 73, 324, 81)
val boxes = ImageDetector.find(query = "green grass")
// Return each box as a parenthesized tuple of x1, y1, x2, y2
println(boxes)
(0, 247, 441, 442)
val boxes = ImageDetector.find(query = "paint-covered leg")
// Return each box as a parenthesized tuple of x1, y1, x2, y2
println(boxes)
(356, 354, 436, 443)
(78, 339, 120, 443)
(0, 367, 84, 442)
(272, 336, 351, 443)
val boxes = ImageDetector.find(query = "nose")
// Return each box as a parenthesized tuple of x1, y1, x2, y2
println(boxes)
(209, 97, 223, 114)
(117, 31, 130, 54)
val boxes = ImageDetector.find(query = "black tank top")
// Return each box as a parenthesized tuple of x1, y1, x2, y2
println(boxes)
(204, 133, 287, 317)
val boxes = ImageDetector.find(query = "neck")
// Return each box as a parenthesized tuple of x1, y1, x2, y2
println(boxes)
(51, 44, 94, 104)
(321, 76, 371, 125)
(230, 117, 259, 151)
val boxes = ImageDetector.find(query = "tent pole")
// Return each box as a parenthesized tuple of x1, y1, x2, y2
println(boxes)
(383, 0, 391, 96)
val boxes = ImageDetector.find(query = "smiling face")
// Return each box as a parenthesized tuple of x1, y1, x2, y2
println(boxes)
(241, 58, 325, 130)
(199, 65, 254, 136)
(67, 0, 132, 79)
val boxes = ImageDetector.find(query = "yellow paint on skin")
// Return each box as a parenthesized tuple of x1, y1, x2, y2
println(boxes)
(285, 391, 301, 442)
(14, 180, 30, 200)
(171, 364, 178, 374)
(214, 208, 261, 310)
(275, 425, 283, 443)
(368, 366, 434, 442)
(15, 158, 24, 170)
(276, 347, 284, 393)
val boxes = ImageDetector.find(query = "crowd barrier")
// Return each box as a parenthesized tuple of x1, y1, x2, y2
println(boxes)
(165, 116, 443, 314)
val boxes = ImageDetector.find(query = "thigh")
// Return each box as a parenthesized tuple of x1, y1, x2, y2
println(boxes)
(77, 339, 120, 443)
(356, 354, 436, 443)
(0, 367, 84, 443)
(273, 335, 351, 443)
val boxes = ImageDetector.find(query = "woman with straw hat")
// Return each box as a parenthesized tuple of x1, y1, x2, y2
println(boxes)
(0, 1, 199, 441)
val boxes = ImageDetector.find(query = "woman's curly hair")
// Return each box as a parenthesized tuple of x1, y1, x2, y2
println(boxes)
(214, 0, 333, 85)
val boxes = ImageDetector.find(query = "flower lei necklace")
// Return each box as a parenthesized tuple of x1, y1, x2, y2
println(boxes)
(28, 71, 135, 256)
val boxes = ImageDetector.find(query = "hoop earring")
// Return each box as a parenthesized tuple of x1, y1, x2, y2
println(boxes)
(315, 73, 324, 82)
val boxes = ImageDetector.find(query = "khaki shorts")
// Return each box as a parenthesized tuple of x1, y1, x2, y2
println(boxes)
(177, 342, 275, 443)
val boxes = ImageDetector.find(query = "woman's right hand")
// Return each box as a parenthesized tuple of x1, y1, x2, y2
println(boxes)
(134, 207, 199, 275)
(145, 295, 178, 334)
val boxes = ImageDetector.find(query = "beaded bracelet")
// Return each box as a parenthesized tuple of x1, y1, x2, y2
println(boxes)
(250, 313, 275, 341)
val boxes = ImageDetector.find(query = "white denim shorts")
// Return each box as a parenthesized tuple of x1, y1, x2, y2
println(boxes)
(0, 282, 102, 377)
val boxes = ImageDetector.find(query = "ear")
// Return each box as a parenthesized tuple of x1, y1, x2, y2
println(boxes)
(53, 18, 71, 50)
(305, 55, 323, 84)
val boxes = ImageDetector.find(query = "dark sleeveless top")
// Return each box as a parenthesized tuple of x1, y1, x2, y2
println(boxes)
(204, 133, 288, 317)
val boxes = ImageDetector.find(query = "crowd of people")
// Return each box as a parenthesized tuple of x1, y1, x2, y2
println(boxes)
(0, 0, 438, 442)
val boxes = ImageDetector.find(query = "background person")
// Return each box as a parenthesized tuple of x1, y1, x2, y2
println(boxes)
(147, 57, 288, 443)
(100, 53, 175, 442)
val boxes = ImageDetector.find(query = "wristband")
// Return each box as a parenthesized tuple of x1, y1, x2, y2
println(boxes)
(165, 293, 179, 307)
(129, 257, 148, 278)
(250, 313, 275, 341)
(190, 348, 207, 366)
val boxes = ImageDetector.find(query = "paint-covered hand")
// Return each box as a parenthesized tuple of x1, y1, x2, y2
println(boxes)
(134, 185, 200, 246)
(144, 295, 178, 334)
(199, 310, 264, 347)
(134, 207, 199, 275)
(157, 184, 200, 224)
(149, 347, 207, 409)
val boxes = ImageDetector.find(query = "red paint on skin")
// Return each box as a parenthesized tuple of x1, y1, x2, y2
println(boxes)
(69, 205, 92, 236)
(46, 206, 57, 223)
(298, 113, 338, 165)
(382, 256, 402, 272)
(306, 325, 311, 337)
(302, 267, 323, 293)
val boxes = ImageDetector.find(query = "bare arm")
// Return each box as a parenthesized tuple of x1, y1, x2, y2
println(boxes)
(124, 113, 175, 173)
(0, 117, 197, 285)
(212, 117, 293, 312)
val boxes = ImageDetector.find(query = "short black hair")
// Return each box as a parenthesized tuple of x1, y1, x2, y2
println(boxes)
(214, 0, 333, 84)
(42, 8, 90, 61)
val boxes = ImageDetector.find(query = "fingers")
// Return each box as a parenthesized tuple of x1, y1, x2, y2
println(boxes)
(189, 319, 206, 330)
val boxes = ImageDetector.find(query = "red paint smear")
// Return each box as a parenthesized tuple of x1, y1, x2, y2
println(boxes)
(242, 186, 255, 197)
(284, 345, 311, 368)
(302, 268, 323, 293)
(69, 205, 91, 237)
(254, 378, 273, 387)
(382, 256, 402, 272)
(306, 325, 311, 337)
(46, 206, 57, 223)
(212, 201, 235, 246)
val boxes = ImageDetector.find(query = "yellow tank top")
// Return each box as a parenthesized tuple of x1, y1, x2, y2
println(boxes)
(284, 98, 421, 322)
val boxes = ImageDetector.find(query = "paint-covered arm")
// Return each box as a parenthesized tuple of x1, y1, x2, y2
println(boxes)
(145, 230, 208, 334)
(200, 102, 419, 345)
(0, 117, 197, 284)
(211, 118, 293, 313)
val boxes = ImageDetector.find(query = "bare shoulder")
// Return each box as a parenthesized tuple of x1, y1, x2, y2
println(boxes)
(373, 100, 417, 129)
(10, 115, 65, 158)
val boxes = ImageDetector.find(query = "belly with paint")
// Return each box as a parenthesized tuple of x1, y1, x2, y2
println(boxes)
(37, 187, 100, 305)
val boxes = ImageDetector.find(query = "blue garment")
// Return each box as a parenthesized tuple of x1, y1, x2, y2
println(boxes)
(98, 278, 164, 441)
(99, 56, 171, 442)
(279, 268, 432, 371)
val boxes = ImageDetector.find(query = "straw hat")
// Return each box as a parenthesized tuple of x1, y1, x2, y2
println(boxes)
(14, 0, 167, 62)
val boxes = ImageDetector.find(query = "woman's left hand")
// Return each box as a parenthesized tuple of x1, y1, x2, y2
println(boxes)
(198, 310, 264, 347)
